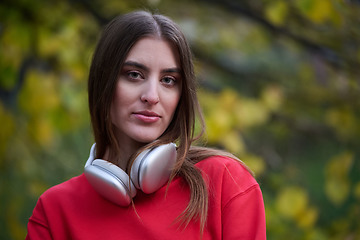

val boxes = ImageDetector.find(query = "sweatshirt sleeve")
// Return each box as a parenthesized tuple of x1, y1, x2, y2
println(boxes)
(26, 197, 53, 240)
(222, 184, 266, 239)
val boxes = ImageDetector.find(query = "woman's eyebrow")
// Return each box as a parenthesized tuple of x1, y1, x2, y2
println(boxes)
(123, 61, 181, 74)
(123, 61, 148, 71)
(162, 68, 181, 74)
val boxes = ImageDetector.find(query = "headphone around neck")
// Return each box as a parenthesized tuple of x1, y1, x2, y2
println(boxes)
(84, 143, 177, 206)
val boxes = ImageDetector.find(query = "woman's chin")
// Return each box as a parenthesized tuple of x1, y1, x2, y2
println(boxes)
(131, 134, 162, 145)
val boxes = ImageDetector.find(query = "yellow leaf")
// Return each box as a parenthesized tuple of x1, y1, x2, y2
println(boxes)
(295, 0, 336, 24)
(325, 107, 357, 140)
(198, 90, 219, 115)
(354, 182, 360, 200)
(309, 0, 333, 23)
(219, 88, 239, 111)
(204, 108, 232, 143)
(276, 186, 308, 219)
(265, 1, 288, 25)
(325, 178, 350, 206)
(30, 117, 54, 147)
(295, 0, 342, 25)
(296, 206, 318, 229)
(219, 130, 245, 155)
(219, 28, 239, 49)
(261, 85, 284, 111)
(325, 152, 353, 177)
(243, 153, 266, 176)
(234, 98, 269, 129)
(0, 103, 15, 158)
(18, 70, 60, 115)
(29, 181, 49, 197)
(38, 27, 62, 57)
(304, 229, 327, 240)
(6, 197, 27, 240)
(325, 152, 353, 205)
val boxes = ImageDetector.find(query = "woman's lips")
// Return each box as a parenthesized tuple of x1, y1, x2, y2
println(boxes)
(133, 111, 161, 123)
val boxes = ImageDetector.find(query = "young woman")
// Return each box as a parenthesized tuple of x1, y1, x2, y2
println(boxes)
(26, 11, 266, 239)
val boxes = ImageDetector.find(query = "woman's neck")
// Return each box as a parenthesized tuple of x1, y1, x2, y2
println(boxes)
(103, 141, 145, 171)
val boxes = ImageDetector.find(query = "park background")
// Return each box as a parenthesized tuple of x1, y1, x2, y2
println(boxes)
(1, 0, 360, 239)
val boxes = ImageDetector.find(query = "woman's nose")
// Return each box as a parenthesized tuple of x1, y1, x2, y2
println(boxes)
(140, 80, 160, 104)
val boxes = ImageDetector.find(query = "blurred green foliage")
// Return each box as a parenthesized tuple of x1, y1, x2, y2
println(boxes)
(1, 0, 360, 239)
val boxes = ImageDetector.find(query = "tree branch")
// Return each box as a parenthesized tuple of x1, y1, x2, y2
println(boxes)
(0, 56, 33, 107)
(200, 0, 360, 74)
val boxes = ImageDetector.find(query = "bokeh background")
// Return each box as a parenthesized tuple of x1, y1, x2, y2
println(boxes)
(1, 0, 360, 239)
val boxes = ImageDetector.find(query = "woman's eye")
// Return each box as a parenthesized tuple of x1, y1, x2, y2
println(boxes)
(127, 71, 143, 80)
(161, 76, 176, 86)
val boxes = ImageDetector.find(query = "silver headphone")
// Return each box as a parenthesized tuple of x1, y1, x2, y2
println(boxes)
(84, 143, 177, 206)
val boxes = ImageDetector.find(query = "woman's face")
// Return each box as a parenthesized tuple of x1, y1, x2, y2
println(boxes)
(110, 37, 181, 147)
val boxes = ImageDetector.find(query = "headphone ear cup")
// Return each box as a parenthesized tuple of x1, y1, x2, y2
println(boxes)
(85, 159, 137, 206)
(131, 143, 177, 194)
(130, 149, 151, 189)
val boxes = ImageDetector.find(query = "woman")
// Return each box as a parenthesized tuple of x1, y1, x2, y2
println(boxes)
(26, 11, 266, 239)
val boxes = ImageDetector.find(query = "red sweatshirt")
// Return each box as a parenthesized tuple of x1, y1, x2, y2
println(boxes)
(26, 156, 266, 239)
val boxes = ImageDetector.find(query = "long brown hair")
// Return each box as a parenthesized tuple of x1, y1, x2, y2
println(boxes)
(88, 10, 251, 235)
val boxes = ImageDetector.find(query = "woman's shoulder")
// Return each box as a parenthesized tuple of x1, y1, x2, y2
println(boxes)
(195, 154, 258, 192)
(195, 154, 253, 175)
